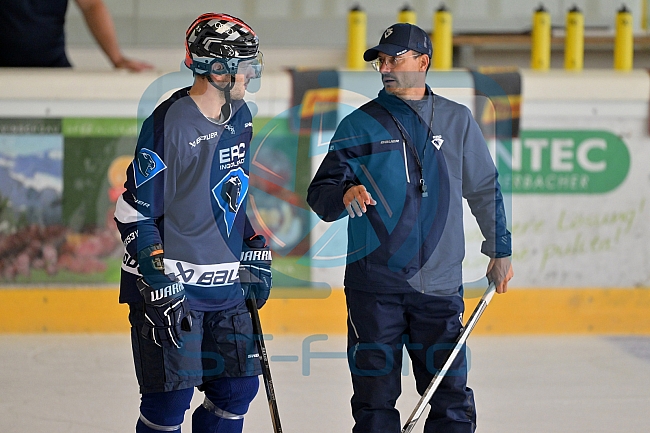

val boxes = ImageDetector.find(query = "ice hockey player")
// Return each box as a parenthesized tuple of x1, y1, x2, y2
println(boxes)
(114, 13, 271, 433)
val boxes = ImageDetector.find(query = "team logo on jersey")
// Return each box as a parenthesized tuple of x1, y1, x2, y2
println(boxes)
(134, 149, 167, 187)
(225, 124, 236, 135)
(221, 176, 242, 212)
(212, 167, 249, 236)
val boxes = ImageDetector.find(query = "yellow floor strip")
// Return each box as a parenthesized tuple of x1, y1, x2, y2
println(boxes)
(2, 287, 128, 333)
(2, 287, 649, 334)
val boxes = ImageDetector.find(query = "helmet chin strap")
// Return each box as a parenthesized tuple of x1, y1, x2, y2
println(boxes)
(206, 74, 235, 122)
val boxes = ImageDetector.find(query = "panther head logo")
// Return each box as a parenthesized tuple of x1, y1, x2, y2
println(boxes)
(137, 152, 156, 177)
(220, 175, 242, 213)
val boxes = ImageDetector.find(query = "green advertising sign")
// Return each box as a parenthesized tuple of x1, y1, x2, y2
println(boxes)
(497, 130, 630, 194)
(62, 118, 137, 137)
(0, 118, 61, 134)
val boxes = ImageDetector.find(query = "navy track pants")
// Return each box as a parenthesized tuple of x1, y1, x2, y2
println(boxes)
(345, 287, 476, 433)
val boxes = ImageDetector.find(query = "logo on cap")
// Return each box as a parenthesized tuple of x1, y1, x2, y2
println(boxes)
(384, 27, 393, 39)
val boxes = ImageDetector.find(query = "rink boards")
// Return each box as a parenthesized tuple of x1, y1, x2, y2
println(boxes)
(2, 287, 649, 334)
(0, 68, 648, 334)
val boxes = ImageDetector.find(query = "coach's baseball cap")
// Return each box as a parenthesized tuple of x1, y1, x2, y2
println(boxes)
(363, 23, 432, 61)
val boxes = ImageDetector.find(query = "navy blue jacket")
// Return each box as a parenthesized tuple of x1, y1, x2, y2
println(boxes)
(115, 87, 255, 311)
(307, 86, 511, 294)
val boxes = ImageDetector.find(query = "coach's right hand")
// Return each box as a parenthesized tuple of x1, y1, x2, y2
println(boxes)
(344, 185, 377, 218)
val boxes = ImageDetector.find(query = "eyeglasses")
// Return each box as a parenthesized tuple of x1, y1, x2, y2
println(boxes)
(370, 54, 421, 71)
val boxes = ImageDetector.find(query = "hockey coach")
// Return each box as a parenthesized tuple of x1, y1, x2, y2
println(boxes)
(307, 23, 513, 433)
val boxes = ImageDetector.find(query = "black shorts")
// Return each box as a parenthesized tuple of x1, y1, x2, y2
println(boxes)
(129, 301, 262, 394)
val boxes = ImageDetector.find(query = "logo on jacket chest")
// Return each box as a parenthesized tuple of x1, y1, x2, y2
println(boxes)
(431, 135, 444, 150)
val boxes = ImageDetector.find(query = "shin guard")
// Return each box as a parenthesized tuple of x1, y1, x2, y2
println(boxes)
(192, 376, 259, 433)
(137, 388, 193, 432)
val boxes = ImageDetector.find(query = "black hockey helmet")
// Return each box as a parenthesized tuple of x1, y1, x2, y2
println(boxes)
(184, 13, 263, 78)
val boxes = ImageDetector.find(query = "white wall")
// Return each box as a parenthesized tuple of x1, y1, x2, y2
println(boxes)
(65, 0, 649, 48)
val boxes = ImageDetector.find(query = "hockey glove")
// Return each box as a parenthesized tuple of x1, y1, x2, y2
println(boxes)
(137, 244, 192, 349)
(239, 235, 272, 309)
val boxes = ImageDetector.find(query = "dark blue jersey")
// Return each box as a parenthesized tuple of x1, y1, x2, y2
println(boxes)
(115, 87, 256, 311)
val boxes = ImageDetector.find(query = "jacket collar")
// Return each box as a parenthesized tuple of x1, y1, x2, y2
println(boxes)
(376, 84, 433, 115)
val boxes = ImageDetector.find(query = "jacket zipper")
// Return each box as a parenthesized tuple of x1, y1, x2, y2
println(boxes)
(389, 113, 427, 197)
(402, 141, 411, 183)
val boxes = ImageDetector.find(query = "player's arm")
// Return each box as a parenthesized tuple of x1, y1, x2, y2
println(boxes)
(114, 115, 169, 255)
(118, 199, 192, 349)
(115, 116, 191, 347)
(239, 218, 272, 308)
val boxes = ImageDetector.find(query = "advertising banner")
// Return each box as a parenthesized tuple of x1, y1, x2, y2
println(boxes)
(0, 118, 136, 283)
(504, 103, 649, 287)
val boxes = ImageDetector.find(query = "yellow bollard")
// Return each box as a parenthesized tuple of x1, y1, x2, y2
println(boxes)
(564, 5, 584, 71)
(614, 4, 633, 71)
(398, 4, 417, 24)
(347, 5, 367, 70)
(531, 4, 551, 70)
(433, 4, 453, 70)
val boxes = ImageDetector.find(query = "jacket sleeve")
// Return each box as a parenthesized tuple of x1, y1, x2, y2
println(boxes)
(114, 112, 179, 258)
(306, 117, 361, 222)
(460, 106, 512, 258)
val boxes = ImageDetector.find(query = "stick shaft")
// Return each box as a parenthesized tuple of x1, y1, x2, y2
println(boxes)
(247, 298, 283, 433)
(401, 283, 497, 433)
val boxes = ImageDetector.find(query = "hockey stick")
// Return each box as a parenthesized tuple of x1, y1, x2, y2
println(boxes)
(401, 282, 497, 433)
(247, 296, 283, 433)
